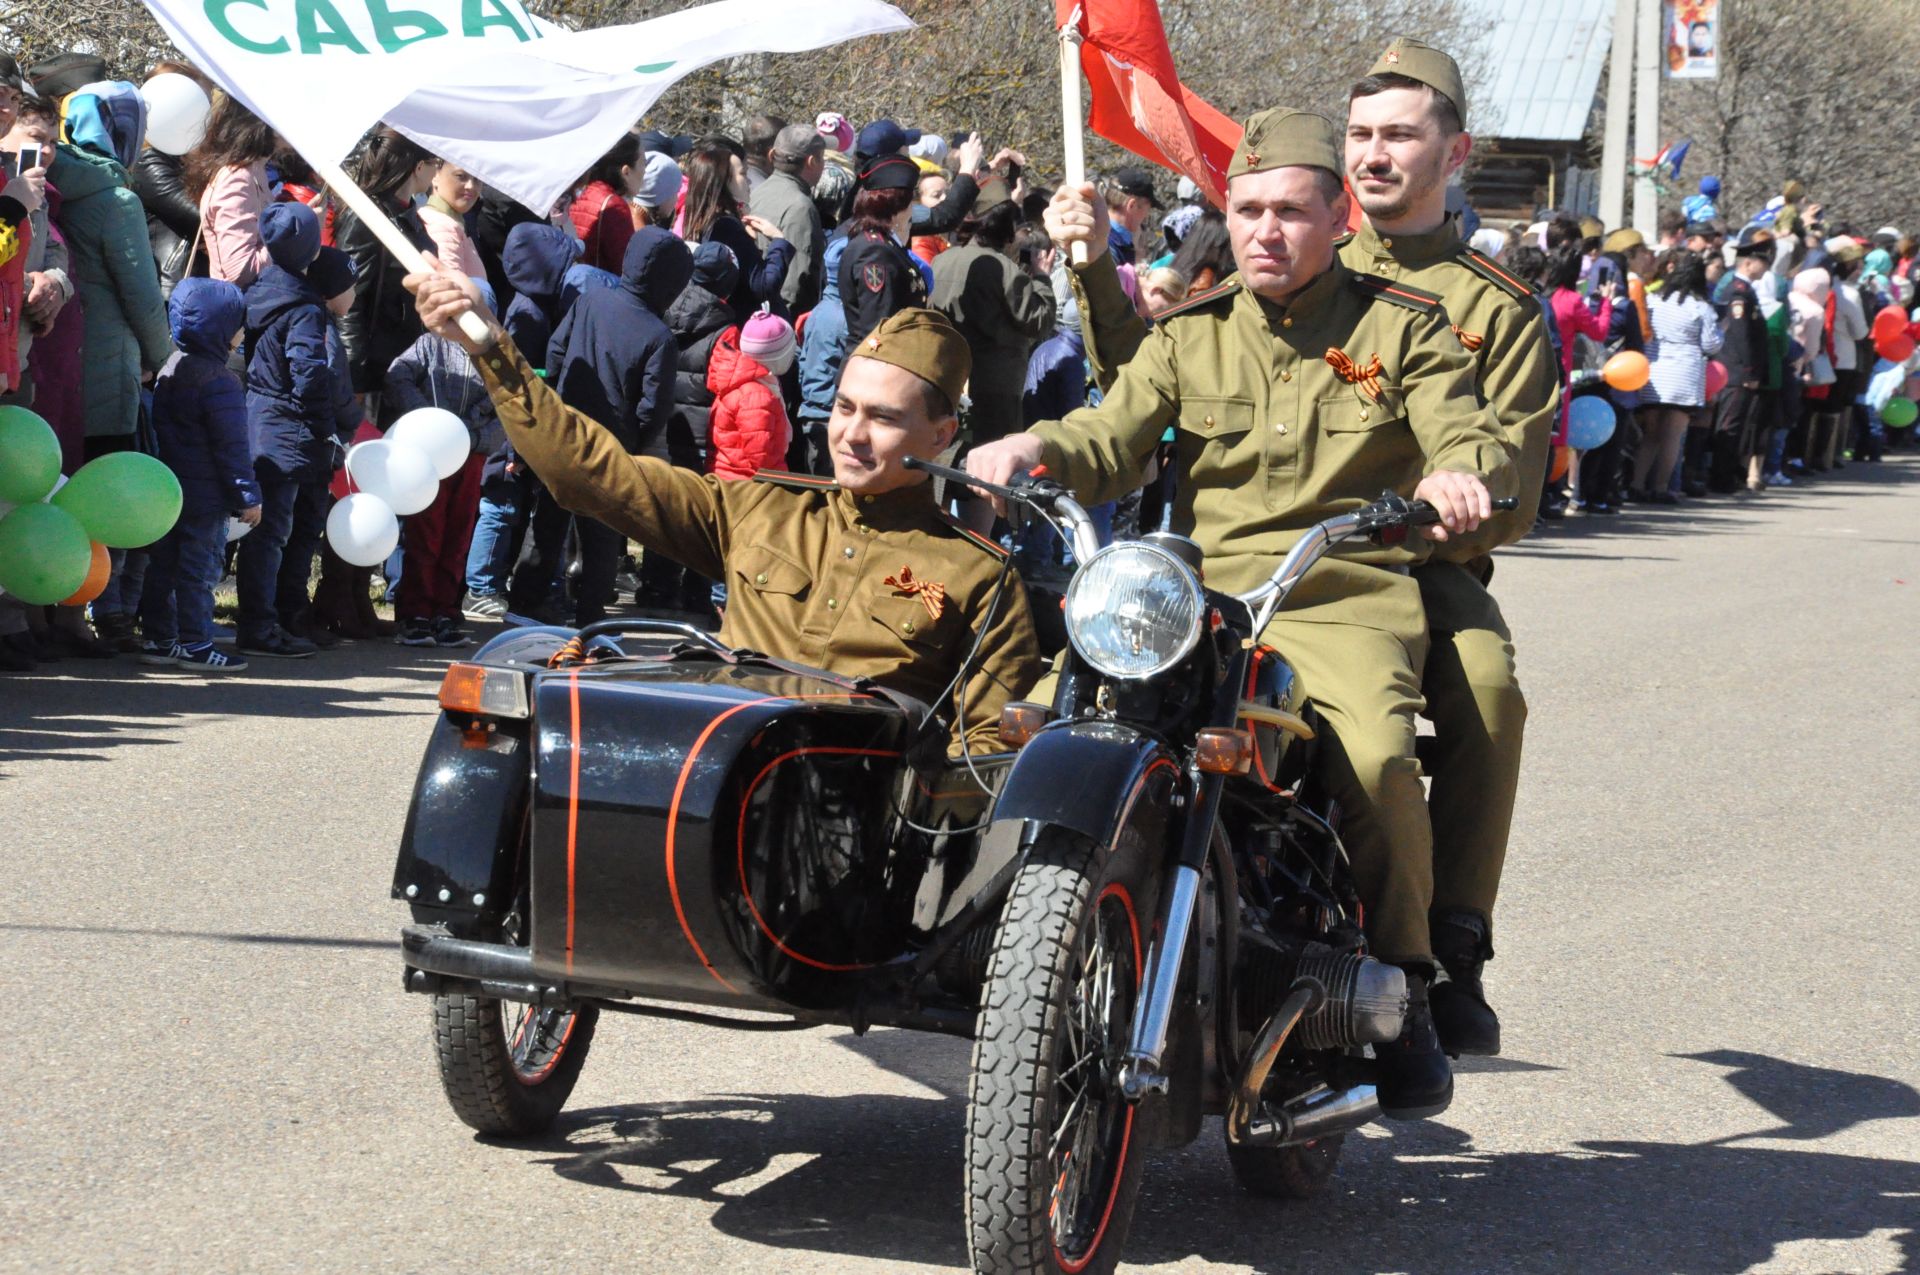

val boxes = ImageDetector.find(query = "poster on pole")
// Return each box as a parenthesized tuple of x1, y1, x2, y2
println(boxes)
(1665, 0, 1719, 79)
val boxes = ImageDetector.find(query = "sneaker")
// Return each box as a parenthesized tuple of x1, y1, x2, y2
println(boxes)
(431, 616, 473, 648)
(175, 642, 248, 672)
(239, 627, 318, 659)
(395, 620, 438, 647)
(1765, 471, 1794, 487)
(139, 640, 184, 666)
(462, 591, 508, 621)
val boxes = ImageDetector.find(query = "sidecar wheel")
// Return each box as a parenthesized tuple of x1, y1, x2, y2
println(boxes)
(430, 993, 599, 1137)
(966, 830, 1145, 1275)
(1226, 1134, 1346, 1200)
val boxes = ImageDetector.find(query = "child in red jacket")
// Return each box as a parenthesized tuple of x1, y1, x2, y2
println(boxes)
(707, 307, 795, 479)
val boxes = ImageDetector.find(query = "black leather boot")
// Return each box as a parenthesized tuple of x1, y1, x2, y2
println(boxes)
(1377, 970, 1454, 1120)
(1430, 909, 1501, 1057)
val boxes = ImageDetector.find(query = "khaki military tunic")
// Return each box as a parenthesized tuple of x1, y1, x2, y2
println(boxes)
(1035, 256, 1516, 633)
(474, 333, 1044, 753)
(1339, 221, 1560, 564)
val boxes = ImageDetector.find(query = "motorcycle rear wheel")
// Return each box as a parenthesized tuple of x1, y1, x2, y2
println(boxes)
(430, 994, 599, 1137)
(966, 829, 1146, 1275)
(1226, 1134, 1346, 1199)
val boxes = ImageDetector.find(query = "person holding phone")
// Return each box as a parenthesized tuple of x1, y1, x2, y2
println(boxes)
(0, 56, 53, 401)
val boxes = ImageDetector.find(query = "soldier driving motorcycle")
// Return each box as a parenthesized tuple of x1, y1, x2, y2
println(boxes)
(965, 106, 1516, 1119)
(405, 265, 1043, 753)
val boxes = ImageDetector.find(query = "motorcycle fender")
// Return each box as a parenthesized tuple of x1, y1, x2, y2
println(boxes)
(988, 721, 1185, 852)
(391, 714, 528, 928)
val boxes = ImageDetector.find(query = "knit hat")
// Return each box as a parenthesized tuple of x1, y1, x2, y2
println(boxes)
(690, 241, 740, 297)
(740, 305, 796, 374)
(307, 246, 357, 300)
(1699, 175, 1721, 197)
(261, 200, 322, 274)
(816, 112, 854, 154)
(636, 151, 683, 209)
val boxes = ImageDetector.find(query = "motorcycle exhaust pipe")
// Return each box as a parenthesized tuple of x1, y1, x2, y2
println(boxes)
(1236, 1084, 1383, 1147)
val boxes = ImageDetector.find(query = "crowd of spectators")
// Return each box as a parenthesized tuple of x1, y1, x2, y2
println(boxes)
(2, 46, 1912, 676)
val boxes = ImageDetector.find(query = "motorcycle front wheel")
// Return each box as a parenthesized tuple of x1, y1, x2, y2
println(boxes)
(966, 829, 1146, 1275)
(430, 992, 599, 1137)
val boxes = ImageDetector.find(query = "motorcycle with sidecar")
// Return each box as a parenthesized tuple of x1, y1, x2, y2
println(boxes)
(394, 466, 1509, 1275)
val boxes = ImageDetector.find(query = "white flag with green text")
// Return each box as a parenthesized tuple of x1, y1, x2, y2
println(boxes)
(138, 0, 913, 213)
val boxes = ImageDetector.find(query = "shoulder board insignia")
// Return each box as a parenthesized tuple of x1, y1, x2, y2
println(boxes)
(1350, 272, 1444, 313)
(1153, 277, 1242, 321)
(1460, 248, 1534, 302)
(753, 469, 838, 490)
(937, 511, 1011, 559)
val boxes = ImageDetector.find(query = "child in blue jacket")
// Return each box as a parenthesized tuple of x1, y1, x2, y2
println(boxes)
(138, 278, 262, 672)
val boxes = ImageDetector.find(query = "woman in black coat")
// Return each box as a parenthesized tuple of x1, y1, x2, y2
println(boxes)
(333, 127, 440, 412)
(838, 154, 926, 350)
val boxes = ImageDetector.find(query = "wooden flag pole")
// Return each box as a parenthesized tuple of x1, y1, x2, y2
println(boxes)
(1058, 9, 1088, 266)
(309, 153, 492, 345)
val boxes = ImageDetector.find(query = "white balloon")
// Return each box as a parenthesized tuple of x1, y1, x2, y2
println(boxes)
(387, 407, 472, 480)
(326, 493, 400, 568)
(141, 75, 212, 156)
(226, 517, 254, 542)
(345, 439, 439, 516)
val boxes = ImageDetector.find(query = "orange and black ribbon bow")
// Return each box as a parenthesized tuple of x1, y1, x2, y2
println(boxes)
(1451, 325, 1485, 352)
(884, 565, 947, 621)
(1324, 349, 1384, 402)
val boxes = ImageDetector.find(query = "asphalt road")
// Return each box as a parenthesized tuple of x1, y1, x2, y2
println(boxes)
(5, 459, 1918, 1275)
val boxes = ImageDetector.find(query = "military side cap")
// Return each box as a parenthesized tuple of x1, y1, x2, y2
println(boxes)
(1601, 228, 1645, 254)
(1227, 109, 1340, 181)
(973, 177, 1013, 215)
(851, 307, 971, 411)
(1369, 36, 1467, 125)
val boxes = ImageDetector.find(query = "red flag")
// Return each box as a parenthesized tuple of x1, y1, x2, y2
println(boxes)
(1057, 0, 1240, 206)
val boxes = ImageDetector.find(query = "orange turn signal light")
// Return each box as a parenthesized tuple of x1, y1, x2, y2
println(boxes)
(998, 701, 1051, 748)
(1195, 727, 1254, 775)
(438, 662, 531, 719)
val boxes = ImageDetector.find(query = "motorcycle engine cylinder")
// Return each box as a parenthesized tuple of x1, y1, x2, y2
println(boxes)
(1292, 952, 1408, 1049)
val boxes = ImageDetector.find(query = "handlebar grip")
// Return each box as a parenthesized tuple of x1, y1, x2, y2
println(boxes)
(1492, 497, 1519, 511)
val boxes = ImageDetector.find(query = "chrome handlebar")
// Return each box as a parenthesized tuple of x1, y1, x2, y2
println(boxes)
(902, 457, 1103, 564)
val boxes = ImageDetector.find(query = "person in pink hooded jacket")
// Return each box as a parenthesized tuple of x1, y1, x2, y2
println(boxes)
(189, 95, 278, 289)
(707, 307, 795, 479)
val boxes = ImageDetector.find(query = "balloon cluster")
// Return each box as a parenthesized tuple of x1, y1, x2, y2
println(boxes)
(327, 409, 472, 567)
(0, 407, 182, 604)
(1870, 306, 1920, 364)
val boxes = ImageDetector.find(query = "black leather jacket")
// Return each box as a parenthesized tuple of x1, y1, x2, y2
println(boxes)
(334, 192, 434, 401)
(133, 149, 200, 301)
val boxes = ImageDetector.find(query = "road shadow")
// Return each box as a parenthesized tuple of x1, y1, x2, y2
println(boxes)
(0, 641, 449, 775)
(0, 921, 393, 950)
(517, 1040, 1920, 1273)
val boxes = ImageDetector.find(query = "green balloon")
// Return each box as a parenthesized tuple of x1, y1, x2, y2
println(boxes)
(1882, 396, 1918, 428)
(0, 405, 63, 505)
(0, 503, 92, 605)
(51, 452, 182, 548)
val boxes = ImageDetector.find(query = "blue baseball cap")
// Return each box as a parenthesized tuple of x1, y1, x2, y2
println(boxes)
(856, 119, 921, 157)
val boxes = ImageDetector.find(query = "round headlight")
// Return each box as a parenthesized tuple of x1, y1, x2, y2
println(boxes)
(1064, 541, 1206, 680)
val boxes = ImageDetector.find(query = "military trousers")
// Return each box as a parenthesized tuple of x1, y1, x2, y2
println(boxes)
(1414, 562, 1527, 930)
(1261, 614, 1434, 969)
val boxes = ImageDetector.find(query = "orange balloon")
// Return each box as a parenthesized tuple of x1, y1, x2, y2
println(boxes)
(59, 540, 110, 607)
(1604, 350, 1651, 392)
(1549, 445, 1571, 484)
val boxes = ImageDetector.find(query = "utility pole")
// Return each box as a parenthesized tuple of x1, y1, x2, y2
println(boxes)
(1632, 0, 1662, 234)
(1598, 0, 1635, 229)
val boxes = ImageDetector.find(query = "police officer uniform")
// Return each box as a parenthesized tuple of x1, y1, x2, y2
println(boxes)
(1339, 37, 1561, 1048)
(1025, 108, 1516, 978)
(840, 155, 930, 351)
(472, 307, 1044, 753)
